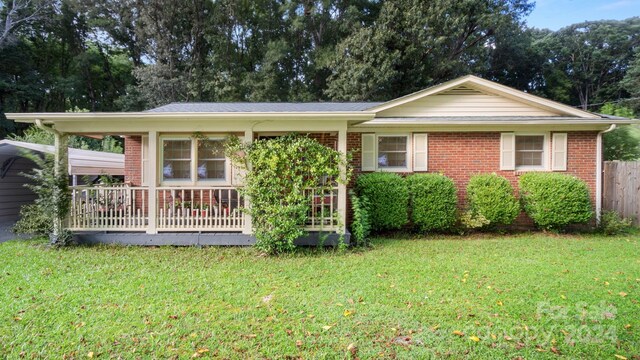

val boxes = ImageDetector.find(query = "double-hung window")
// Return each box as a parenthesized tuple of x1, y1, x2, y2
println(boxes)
(515, 135, 545, 168)
(161, 136, 228, 184)
(377, 136, 409, 169)
(197, 139, 226, 181)
(163, 139, 192, 181)
(500, 132, 567, 171)
(361, 133, 428, 172)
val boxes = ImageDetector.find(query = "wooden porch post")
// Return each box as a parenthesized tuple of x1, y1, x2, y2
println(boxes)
(338, 126, 348, 234)
(242, 129, 253, 235)
(147, 131, 158, 234)
(53, 132, 69, 241)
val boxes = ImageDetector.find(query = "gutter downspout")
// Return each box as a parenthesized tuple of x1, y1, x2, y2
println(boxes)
(596, 124, 617, 223)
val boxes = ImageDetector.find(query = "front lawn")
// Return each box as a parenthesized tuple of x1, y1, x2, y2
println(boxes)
(1, 234, 639, 359)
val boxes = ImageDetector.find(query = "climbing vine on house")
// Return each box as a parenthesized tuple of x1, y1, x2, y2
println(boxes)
(225, 134, 351, 254)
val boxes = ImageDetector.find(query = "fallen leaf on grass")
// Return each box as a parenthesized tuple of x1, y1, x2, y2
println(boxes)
(624, 324, 631, 329)
(343, 309, 353, 317)
(347, 343, 357, 356)
(452, 330, 464, 337)
(322, 325, 332, 331)
(497, 301, 503, 306)
(295, 340, 303, 347)
(87, 352, 94, 358)
(551, 347, 561, 355)
(469, 336, 480, 342)
(619, 292, 628, 297)
(614, 355, 627, 360)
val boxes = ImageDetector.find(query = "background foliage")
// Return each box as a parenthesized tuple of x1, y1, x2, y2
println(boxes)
(0, 1, 638, 157)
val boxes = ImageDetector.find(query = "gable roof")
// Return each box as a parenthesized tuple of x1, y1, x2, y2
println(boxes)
(367, 75, 601, 119)
(0, 140, 124, 176)
(147, 102, 383, 113)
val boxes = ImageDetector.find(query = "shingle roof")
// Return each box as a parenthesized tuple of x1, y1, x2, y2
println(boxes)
(146, 102, 383, 113)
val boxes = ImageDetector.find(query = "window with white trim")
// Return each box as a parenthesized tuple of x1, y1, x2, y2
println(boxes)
(197, 139, 226, 180)
(362, 133, 427, 172)
(161, 136, 229, 184)
(378, 136, 408, 169)
(163, 139, 191, 181)
(515, 135, 545, 168)
(501, 132, 563, 171)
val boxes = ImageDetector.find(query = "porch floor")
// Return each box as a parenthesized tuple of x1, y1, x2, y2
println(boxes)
(73, 231, 350, 247)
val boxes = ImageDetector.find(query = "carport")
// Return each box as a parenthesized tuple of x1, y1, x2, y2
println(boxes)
(0, 140, 124, 241)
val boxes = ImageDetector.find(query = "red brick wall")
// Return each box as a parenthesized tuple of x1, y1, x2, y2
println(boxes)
(347, 131, 598, 224)
(124, 136, 142, 186)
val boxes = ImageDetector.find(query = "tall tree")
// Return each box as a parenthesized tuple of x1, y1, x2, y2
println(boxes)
(0, 0, 50, 48)
(534, 18, 640, 110)
(325, 0, 534, 101)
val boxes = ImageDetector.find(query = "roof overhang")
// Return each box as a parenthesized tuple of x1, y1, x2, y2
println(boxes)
(7, 112, 376, 123)
(358, 117, 638, 126)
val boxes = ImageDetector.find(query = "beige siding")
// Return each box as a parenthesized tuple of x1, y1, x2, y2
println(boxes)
(0, 157, 37, 221)
(377, 86, 559, 117)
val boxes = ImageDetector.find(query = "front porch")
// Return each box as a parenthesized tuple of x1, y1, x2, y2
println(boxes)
(67, 185, 342, 235)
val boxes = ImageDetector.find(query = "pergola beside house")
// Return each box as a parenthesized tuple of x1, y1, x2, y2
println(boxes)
(6, 75, 637, 246)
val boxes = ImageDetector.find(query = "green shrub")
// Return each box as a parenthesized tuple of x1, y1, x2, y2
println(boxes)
(599, 211, 634, 235)
(12, 204, 53, 236)
(466, 173, 519, 229)
(519, 173, 593, 230)
(459, 210, 490, 231)
(225, 134, 350, 254)
(350, 192, 371, 245)
(406, 174, 457, 232)
(355, 173, 408, 231)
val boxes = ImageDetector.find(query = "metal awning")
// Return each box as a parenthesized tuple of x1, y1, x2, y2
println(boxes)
(0, 139, 124, 176)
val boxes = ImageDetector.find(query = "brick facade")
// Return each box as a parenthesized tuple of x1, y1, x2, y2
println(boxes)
(124, 136, 142, 186)
(124, 131, 599, 227)
(347, 131, 598, 224)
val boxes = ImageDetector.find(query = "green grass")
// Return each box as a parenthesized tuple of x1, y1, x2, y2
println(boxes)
(1, 233, 639, 359)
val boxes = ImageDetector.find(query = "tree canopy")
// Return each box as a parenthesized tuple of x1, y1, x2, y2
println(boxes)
(0, 1, 638, 158)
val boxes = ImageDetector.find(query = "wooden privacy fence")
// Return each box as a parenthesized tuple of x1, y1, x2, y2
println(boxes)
(603, 161, 640, 225)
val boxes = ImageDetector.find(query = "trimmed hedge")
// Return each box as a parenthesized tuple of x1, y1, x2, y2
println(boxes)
(407, 174, 457, 232)
(519, 172, 593, 230)
(355, 173, 408, 231)
(466, 173, 519, 228)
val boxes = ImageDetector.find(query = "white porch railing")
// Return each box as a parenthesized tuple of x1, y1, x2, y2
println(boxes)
(156, 187, 244, 231)
(68, 185, 340, 233)
(69, 185, 149, 231)
(305, 187, 340, 231)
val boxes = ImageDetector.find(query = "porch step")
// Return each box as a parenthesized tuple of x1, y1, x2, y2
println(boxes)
(73, 231, 350, 247)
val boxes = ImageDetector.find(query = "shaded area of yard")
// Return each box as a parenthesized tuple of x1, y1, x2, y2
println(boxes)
(1, 234, 639, 359)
